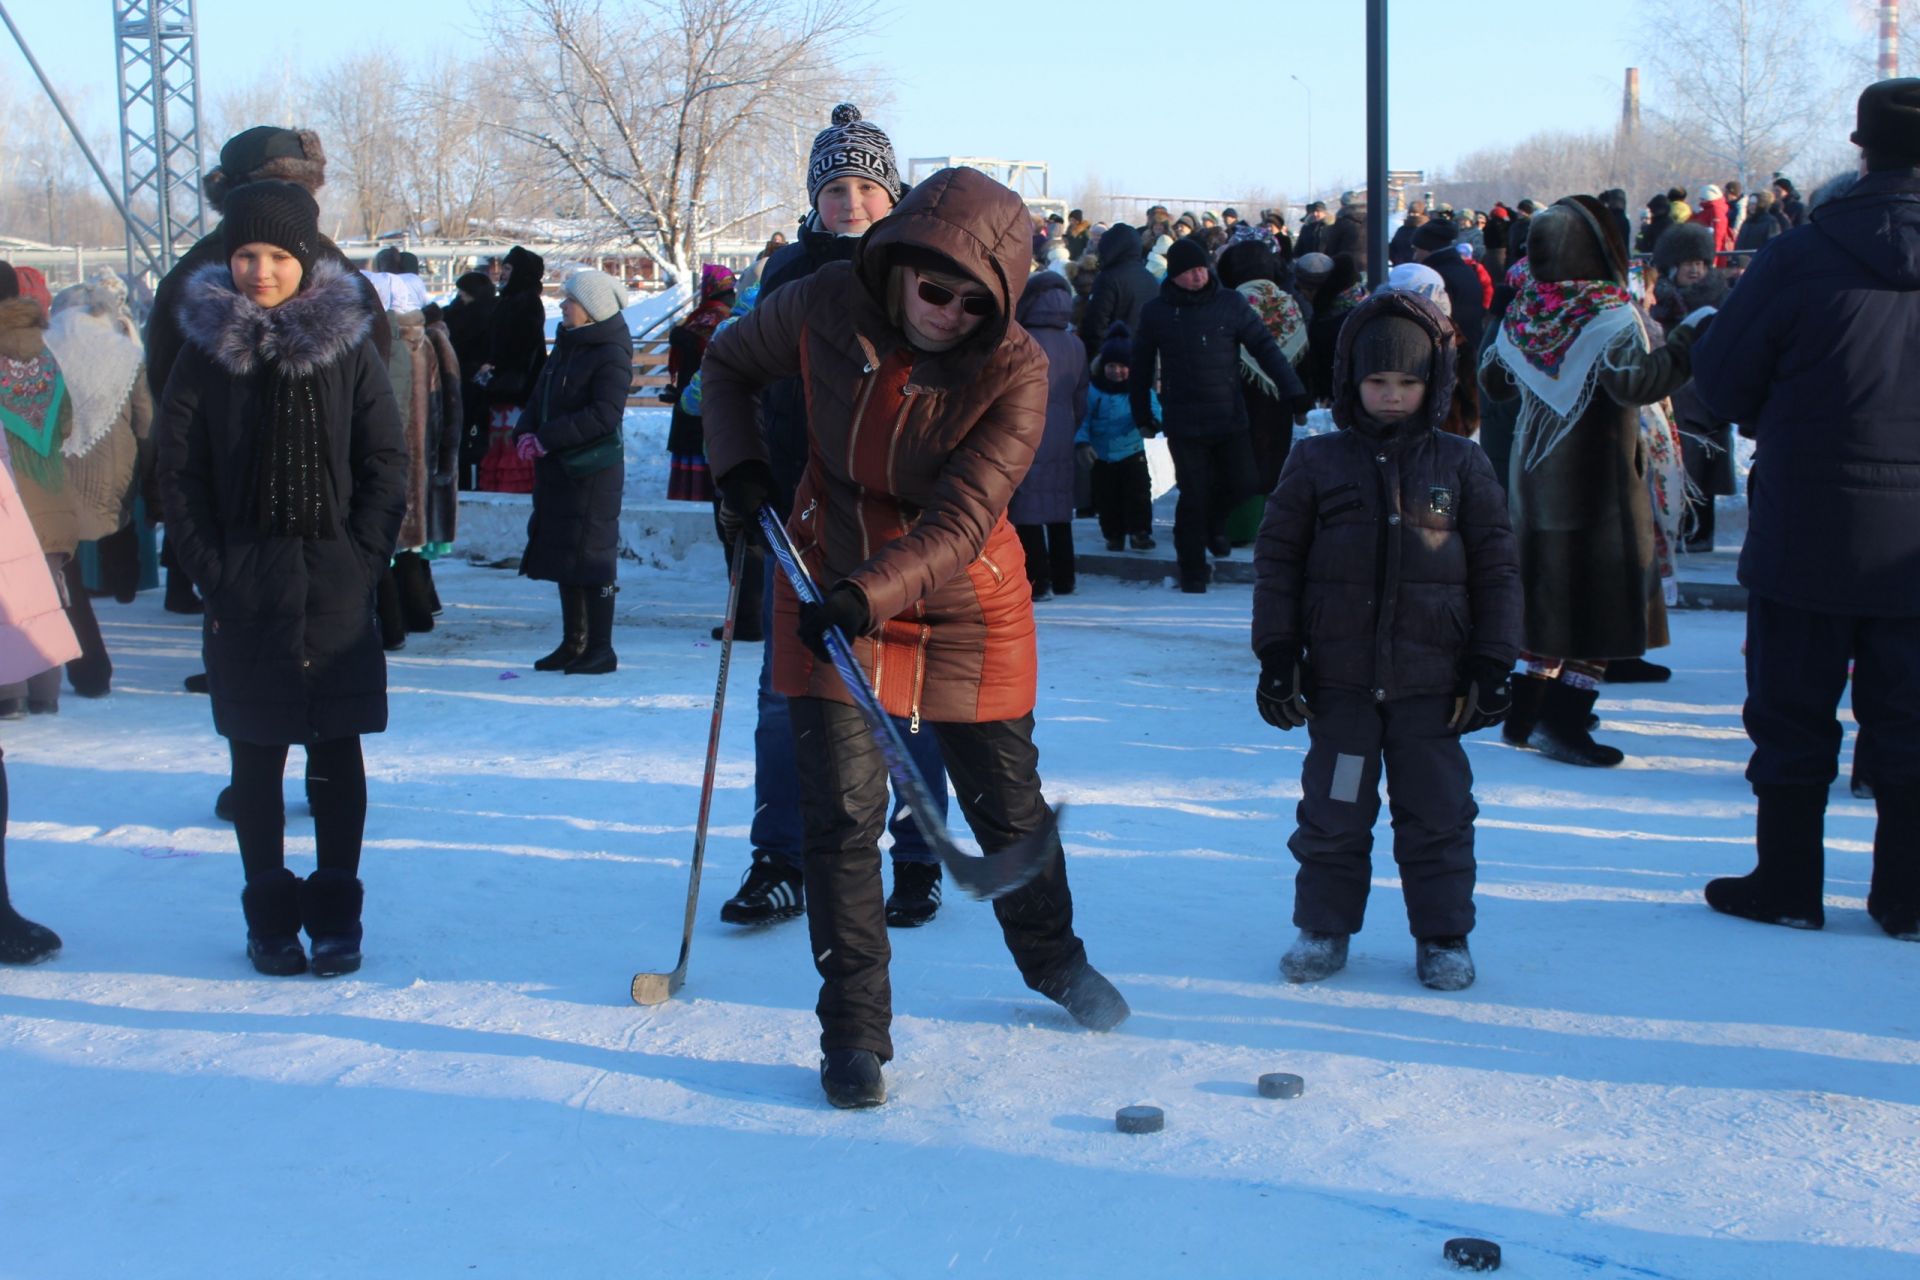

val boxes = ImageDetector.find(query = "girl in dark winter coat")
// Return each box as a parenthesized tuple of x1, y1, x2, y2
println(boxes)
(154, 181, 409, 978)
(1009, 270, 1088, 598)
(514, 269, 632, 676)
(443, 272, 497, 488)
(702, 167, 1130, 1110)
(1253, 290, 1521, 992)
(477, 245, 548, 493)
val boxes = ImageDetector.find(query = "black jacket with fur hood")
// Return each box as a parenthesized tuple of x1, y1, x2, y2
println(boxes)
(155, 259, 409, 745)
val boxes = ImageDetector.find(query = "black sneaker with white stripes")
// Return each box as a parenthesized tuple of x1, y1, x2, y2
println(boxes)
(719, 852, 804, 925)
(885, 861, 942, 928)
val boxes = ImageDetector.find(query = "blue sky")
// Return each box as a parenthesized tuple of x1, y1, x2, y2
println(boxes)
(7, 0, 1879, 203)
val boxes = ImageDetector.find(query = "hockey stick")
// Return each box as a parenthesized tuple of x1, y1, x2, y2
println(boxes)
(631, 536, 747, 1005)
(757, 506, 1059, 901)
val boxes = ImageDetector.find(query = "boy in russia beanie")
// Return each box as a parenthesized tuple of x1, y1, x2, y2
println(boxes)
(221, 180, 322, 274)
(806, 104, 902, 207)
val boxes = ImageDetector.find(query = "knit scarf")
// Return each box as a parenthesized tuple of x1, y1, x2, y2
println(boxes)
(0, 351, 67, 494)
(250, 361, 334, 538)
(1235, 279, 1307, 396)
(1482, 260, 1645, 473)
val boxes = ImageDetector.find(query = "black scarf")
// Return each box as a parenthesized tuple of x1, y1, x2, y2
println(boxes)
(251, 361, 334, 538)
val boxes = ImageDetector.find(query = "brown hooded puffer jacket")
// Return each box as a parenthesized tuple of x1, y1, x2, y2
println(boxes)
(703, 167, 1048, 725)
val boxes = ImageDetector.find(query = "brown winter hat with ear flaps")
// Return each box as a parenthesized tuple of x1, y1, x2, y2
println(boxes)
(202, 126, 327, 213)
(1527, 196, 1627, 285)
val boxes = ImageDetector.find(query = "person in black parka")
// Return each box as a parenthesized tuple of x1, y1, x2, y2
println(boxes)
(442, 271, 498, 489)
(1079, 223, 1159, 361)
(154, 181, 408, 980)
(1692, 80, 1920, 941)
(1411, 219, 1488, 354)
(477, 245, 549, 492)
(513, 268, 631, 676)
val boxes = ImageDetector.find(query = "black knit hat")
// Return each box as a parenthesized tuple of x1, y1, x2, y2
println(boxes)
(1413, 219, 1457, 251)
(1853, 78, 1920, 163)
(455, 271, 496, 299)
(1098, 322, 1132, 367)
(1166, 237, 1211, 279)
(1351, 314, 1433, 384)
(0, 260, 16, 302)
(807, 104, 902, 208)
(222, 180, 322, 275)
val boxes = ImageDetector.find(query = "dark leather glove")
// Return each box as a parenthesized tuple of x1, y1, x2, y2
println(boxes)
(715, 460, 775, 546)
(1256, 651, 1314, 730)
(797, 584, 869, 662)
(1449, 656, 1514, 734)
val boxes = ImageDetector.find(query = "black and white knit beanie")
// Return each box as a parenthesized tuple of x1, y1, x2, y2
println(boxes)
(806, 104, 902, 208)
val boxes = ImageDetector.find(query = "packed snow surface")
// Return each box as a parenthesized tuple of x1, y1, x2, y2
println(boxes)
(2, 561, 1915, 1277)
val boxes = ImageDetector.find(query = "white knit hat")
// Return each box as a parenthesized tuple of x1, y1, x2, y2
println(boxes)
(564, 268, 625, 323)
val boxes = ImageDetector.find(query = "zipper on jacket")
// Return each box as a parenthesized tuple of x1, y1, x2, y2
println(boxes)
(908, 618, 930, 733)
(886, 392, 916, 496)
(979, 552, 1004, 584)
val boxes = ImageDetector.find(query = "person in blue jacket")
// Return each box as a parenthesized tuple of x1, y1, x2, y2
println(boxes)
(1691, 78, 1920, 942)
(1077, 323, 1156, 551)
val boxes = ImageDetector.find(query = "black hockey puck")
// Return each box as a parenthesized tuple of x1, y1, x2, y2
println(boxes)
(1115, 1105, 1164, 1134)
(1443, 1238, 1501, 1271)
(1257, 1073, 1304, 1099)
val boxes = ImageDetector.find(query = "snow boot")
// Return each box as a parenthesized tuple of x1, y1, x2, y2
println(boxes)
(718, 852, 804, 925)
(1528, 682, 1624, 767)
(534, 585, 589, 671)
(1869, 777, 1920, 942)
(1130, 532, 1157, 551)
(1603, 656, 1671, 683)
(563, 585, 618, 675)
(885, 861, 942, 928)
(1704, 784, 1826, 930)
(1416, 936, 1476, 991)
(1031, 583, 1053, 602)
(184, 672, 210, 695)
(1280, 929, 1350, 983)
(393, 551, 436, 633)
(0, 837, 61, 964)
(422, 557, 443, 615)
(375, 566, 407, 652)
(1036, 960, 1131, 1031)
(241, 869, 307, 976)
(301, 869, 364, 977)
(215, 786, 235, 823)
(820, 1048, 887, 1109)
(1104, 536, 1124, 552)
(0, 699, 22, 722)
(1501, 674, 1550, 747)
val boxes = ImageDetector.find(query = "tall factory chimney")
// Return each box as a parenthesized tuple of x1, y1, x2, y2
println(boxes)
(1882, 3, 1901, 80)
(1622, 68, 1641, 139)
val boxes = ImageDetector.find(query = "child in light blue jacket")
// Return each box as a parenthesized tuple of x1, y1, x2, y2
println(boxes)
(1078, 324, 1157, 550)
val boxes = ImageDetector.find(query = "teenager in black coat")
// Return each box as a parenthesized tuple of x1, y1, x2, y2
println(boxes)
(513, 269, 632, 675)
(1079, 223, 1160, 361)
(154, 182, 408, 979)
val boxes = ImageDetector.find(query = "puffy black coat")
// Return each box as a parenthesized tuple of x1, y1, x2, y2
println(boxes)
(1130, 273, 1304, 439)
(1422, 245, 1489, 353)
(1008, 271, 1089, 525)
(153, 261, 409, 745)
(1693, 168, 1920, 617)
(484, 246, 549, 405)
(1080, 223, 1159, 359)
(1253, 291, 1521, 696)
(514, 312, 631, 585)
(1325, 207, 1369, 266)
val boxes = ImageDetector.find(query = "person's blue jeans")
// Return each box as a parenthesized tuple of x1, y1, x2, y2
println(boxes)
(748, 558, 946, 868)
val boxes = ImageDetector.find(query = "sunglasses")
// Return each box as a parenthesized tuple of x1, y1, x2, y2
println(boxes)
(915, 275, 996, 317)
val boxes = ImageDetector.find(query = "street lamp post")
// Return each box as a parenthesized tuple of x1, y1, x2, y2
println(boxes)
(1290, 73, 1313, 204)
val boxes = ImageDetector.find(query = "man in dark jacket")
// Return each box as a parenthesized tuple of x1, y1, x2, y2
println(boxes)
(1325, 192, 1369, 267)
(1692, 79, 1920, 942)
(1388, 202, 1427, 267)
(1131, 238, 1309, 592)
(1296, 203, 1331, 257)
(1411, 218, 1488, 352)
(1080, 222, 1159, 359)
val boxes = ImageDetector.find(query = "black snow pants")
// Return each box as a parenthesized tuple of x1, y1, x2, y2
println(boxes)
(1287, 689, 1478, 938)
(789, 696, 1086, 1061)
(1168, 433, 1255, 586)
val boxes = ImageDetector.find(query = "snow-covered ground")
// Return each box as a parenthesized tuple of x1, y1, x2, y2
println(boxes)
(2, 562, 1914, 1278)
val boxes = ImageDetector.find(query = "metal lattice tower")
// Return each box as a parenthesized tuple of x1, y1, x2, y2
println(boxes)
(115, 0, 206, 275)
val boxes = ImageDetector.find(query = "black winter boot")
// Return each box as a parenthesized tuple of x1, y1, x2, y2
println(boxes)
(1869, 777, 1920, 941)
(62, 560, 112, 697)
(0, 776, 62, 964)
(718, 852, 804, 925)
(885, 861, 942, 928)
(820, 1048, 887, 1109)
(375, 565, 407, 651)
(1416, 936, 1476, 991)
(1035, 960, 1131, 1031)
(1502, 674, 1549, 747)
(301, 869, 364, 977)
(392, 551, 436, 633)
(564, 585, 618, 675)
(1529, 682, 1624, 767)
(422, 556, 443, 615)
(1603, 656, 1672, 684)
(535, 585, 589, 671)
(1705, 784, 1827, 929)
(1280, 929, 1350, 983)
(241, 869, 306, 976)
(215, 786, 236, 823)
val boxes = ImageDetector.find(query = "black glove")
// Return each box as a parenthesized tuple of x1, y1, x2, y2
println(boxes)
(1256, 651, 1314, 730)
(797, 584, 869, 662)
(715, 460, 775, 546)
(1449, 656, 1514, 734)
(657, 386, 680, 404)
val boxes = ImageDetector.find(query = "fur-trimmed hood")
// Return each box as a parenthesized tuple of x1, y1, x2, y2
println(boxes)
(179, 259, 373, 377)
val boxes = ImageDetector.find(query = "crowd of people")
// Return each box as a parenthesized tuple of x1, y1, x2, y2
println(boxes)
(0, 78, 1913, 1111)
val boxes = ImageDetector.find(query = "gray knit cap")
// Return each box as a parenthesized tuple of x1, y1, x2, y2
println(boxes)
(806, 104, 902, 208)
(564, 268, 625, 323)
